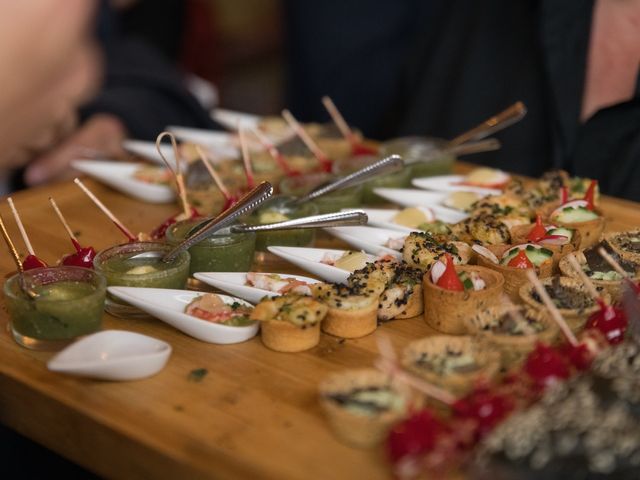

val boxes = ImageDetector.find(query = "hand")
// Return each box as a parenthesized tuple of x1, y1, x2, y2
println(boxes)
(24, 114, 128, 186)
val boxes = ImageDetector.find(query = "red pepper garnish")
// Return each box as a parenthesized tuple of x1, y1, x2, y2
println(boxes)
(22, 254, 47, 271)
(435, 253, 464, 291)
(560, 186, 569, 204)
(507, 250, 534, 269)
(583, 179, 598, 211)
(585, 299, 627, 345)
(150, 206, 201, 240)
(350, 138, 378, 157)
(526, 215, 547, 242)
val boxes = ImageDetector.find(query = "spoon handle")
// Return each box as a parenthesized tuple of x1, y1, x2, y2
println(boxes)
(447, 101, 527, 147)
(294, 155, 404, 205)
(232, 210, 368, 232)
(162, 181, 274, 262)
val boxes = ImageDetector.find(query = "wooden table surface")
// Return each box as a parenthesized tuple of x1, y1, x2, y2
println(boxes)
(0, 166, 637, 480)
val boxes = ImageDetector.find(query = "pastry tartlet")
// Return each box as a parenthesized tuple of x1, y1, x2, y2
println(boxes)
(547, 200, 605, 249)
(465, 305, 558, 367)
(319, 368, 414, 448)
(509, 223, 581, 271)
(423, 263, 504, 334)
(402, 231, 472, 271)
(605, 230, 640, 265)
(250, 294, 328, 352)
(558, 244, 640, 302)
(401, 335, 500, 395)
(475, 244, 553, 301)
(349, 260, 424, 321)
(312, 283, 379, 338)
(519, 276, 609, 332)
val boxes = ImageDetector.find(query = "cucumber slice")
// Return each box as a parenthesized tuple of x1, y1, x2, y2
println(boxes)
(501, 244, 552, 266)
(553, 206, 598, 223)
(546, 227, 574, 240)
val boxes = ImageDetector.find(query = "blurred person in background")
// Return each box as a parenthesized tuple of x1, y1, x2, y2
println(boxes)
(286, 0, 640, 201)
(16, 0, 218, 189)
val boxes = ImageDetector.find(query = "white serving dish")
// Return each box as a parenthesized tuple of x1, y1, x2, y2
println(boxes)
(372, 188, 470, 221)
(47, 330, 171, 381)
(266, 246, 376, 283)
(107, 287, 259, 344)
(71, 160, 175, 204)
(324, 226, 404, 258)
(194, 272, 321, 304)
(412, 174, 504, 196)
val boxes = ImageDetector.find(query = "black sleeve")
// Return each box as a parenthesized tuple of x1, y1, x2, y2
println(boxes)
(80, 36, 217, 140)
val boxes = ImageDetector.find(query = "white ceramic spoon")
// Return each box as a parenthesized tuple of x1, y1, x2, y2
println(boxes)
(107, 287, 259, 344)
(267, 246, 377, 283)
(71, 160, 175, 203)
(412, 174, 503, 196)
(372, 188, 471, 222)
(47, 330, 171, 381)
(194, 272, 321, 304)
(324, 226, 404, 259)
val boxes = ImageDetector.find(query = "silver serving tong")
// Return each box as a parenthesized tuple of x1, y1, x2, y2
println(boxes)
(446, 101, 527, 147)
(291, 154, 404, 206)
(133, 181, 274, 262)
(405, 138, 502, 165)
(231, 210, 368, 233)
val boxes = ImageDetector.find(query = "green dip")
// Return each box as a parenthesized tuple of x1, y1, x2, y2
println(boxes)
(166, 219, 256, 274)
(381, 136, 454, 179)
(279, 173, 363, 214)
(5, 267, 106, 348)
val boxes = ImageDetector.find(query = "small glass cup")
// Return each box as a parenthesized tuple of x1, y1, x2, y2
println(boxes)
(166, 219, 256, 274)
(4, 267, 106, 350)
(279, 173, 363, 214)
(244, 196, 319, 252)
(332, 155, 411, 204)
(380, 136, 455, 179)
(94, 242, 190, 318)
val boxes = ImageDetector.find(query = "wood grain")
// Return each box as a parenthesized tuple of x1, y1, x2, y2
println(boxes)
(0, 167, 636, 479)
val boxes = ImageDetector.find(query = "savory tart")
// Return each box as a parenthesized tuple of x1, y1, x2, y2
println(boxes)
(558, 243, 640, 302)
(465, 305, 558, 366)
(319, 369, 414, 448)
(250, 294, 328, 352)
(548, 199, 605, 249)
(423, 255, 504, 334)
(475, 243, 554, 301)
(605, 230, 640, 265)
(401, 335, 500, 395)
(348, 260, 424, 321)
(402, 231, 472, 271)
(510, 218, 581, 271)
(519, 276, 608, 332)
(450, 212, 530, 246)
(311, 283, 379, 338)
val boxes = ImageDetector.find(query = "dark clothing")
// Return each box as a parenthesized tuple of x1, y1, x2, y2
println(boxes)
(286, 0, 640, 201)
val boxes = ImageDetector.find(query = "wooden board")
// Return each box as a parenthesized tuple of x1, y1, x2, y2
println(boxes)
(0, 167, 636, 479)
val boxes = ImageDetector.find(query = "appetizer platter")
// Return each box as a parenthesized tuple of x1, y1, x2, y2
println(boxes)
(2, 99, 640, 480)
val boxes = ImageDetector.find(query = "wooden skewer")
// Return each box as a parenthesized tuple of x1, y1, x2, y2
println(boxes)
(74, 178, 135, 241)
(238, 125, 255, 189)
(281, 109, 332, 171)
(566, 253, 602, 302)
(195, 146, 231, 199)
(0, 213, 24, 272)
(375, 334, 456, 405)
(7, 197, 34, 256)
(249, 127, 295, 175)
(49, 197, 77, 243)
(156, 132, 190, 217)
(321, 96, 354, 141)
(598, 247, 630, 278)
(525, 270, 578, 346)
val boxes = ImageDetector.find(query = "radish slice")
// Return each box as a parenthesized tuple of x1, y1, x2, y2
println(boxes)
(539, 235, 569, 246)
(430, 260, 446, 284)
(472, 244, 499, 264)
(550, 200, 589, 218)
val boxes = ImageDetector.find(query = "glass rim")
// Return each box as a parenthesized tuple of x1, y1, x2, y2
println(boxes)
(93, 241, 190, 279)
(165, 218, 257, 244)
(4, 266, 107, 303)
